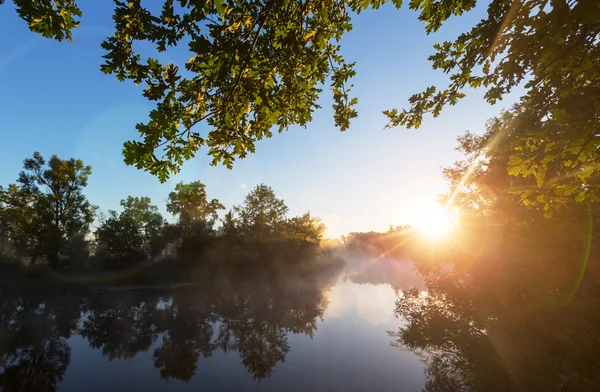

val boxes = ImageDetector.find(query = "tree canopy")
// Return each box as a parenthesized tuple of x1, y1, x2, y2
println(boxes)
(15, 0, 596, 182)
(0, 152, 96, 267)
(94, 210, 148, 268)
(0, 184, 35, 259)
(6, 1, 599, 203)
(167, 181, 224, 224)
(234, 184, 288, 240)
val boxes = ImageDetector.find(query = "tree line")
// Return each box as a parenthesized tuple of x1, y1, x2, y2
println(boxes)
(0, 152, 325, 270)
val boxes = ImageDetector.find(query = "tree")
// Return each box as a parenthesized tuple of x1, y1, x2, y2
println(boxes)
(94, 211, 147, 269)
(6, 0, 82, 43)
(218, 210, 240, 242)
(120, 196, 166, 258)
(0, 184, 36, 259)
(439, 111, 533, 219)
(234, 184, 288, 241)
(10, 152, 96, 267)
(60, 233, 92, 266)
(165, 181, 223, 255)
(94, 196, 166, 267)
(282, 213, 325, 245)
(386, 0, 600, 129)
(440, 105, 600, 219)
(167, 181, 224, 225)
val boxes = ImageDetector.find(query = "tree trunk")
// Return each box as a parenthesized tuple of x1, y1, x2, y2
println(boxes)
(48, 251, 60, 269)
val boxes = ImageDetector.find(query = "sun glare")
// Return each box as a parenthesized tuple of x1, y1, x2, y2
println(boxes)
(411, 204, 454, 239)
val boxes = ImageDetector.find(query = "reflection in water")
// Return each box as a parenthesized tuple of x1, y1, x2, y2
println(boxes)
(0, 243, 344, 390)
(0, 291, 78, 391)
(325, 280, 398, 326)
(345, 257, 424, 292)
(391, 218, 600, 392)
(394, 285, 600, 392)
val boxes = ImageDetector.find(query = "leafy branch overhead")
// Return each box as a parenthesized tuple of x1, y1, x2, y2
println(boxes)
(100, 0, 375, 182)
(6, 0, 600, 210)
(8, 0, 446, 182)
(384, 0, 600, 211)
(10, 0, 82, 42)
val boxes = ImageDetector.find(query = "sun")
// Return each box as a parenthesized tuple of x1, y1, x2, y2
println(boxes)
(411, 204, 454, 239)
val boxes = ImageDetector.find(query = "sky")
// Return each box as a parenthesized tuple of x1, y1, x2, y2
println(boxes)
(0, 1, 520, 237)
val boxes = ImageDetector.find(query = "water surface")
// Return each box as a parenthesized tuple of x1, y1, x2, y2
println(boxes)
(0, 255, 426, 391)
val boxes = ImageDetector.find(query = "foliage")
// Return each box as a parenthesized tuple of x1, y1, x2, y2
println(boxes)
(60, 233, 92, 266)
(234, 184, 288, 241)
(0, 184, 36, 259)
(1, 152, 325, 268)
(94, 211, 147, 269)
(7, 0, 600, 190)
(1, 152, 96, 267)
(442, 105, 600, 218)
(7, 0, 502, 181)
(218, 209, 240, 242)
(386, 0, 600, 127)
(166, 181, 224, 225)
(120, 196, 167, 258)
(440, 111, 537, 217)
(94, 196, 166, 267)
(384, 0, 600, 208)
(9, 0, 82, 42)
(101, 0, 374, 181)
(341, 225, 415, 257)
(342, 231, 387, 254)
(165, 181, 223, 255)
(282, 212, 325, 245)
(176, 220, 218, 255)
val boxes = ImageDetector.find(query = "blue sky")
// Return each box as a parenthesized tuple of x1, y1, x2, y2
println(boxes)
(0, 1, 519, 237)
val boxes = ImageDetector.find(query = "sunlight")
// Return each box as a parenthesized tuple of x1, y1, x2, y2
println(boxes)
(411, 204, 454, 239)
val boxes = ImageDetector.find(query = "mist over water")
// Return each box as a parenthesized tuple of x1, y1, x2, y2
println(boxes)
(0, 246, 426, 392)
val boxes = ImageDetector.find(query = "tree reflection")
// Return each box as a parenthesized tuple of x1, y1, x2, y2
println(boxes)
(80, 294, 160, 360)
(0, 288, 80, 392)
(392, 214, 600, 392)
(147, 241, 340, 381)
(0, 241, 343, 388)
(151, 290, 217, 381)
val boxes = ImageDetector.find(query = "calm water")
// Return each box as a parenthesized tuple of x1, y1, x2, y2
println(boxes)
(0, 256, 426, 391)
